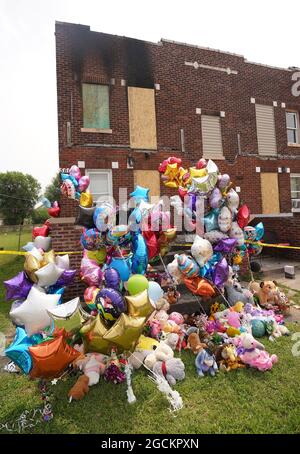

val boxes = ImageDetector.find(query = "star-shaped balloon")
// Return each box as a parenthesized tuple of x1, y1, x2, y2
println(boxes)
(204, 209, 220, 232)
(47, 297, 82, 333)
(34, 236, 52, 252)
(5, 327, 43, 374)
(4, 271, 32, 301)
(103, 313, 146, 352)
(29, 335, 81, 379)
(80, 315, 111, 354)
(56, 269, 76, 286)
(55, 254, 70, 270)
(213, 238, 237, 254)
(130, 185, 150, 203)
(9, 285, 61, 336)
(125, 290, 154, 318)
(35, 263, 64, 287)
(212, 257, 229, 288)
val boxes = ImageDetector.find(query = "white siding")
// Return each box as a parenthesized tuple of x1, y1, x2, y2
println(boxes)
(255, 104, 277, 156)
(201, 115, 224, 159)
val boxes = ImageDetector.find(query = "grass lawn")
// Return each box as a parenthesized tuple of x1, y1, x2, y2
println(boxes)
(0, 239, 300, 434)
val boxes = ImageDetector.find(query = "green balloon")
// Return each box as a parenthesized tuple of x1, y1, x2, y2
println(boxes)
(251, 319, 266, 338)
(127, 274, 149, 296)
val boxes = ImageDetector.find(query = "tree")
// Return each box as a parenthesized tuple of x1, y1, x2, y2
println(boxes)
(0, 172, 41, 225)
(31, 207, 49, 224)
(44, 173, 61, 204)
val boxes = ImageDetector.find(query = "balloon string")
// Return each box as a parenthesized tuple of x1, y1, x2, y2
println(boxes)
(158, 254, 177, 290)
(245, 250, 254, 282)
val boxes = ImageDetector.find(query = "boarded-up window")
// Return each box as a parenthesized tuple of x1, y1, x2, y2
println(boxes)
(128, 87, 157, 150)
(134, 170, 160, 200)
(260, 173, 280, 214)
(82, 84, 110, 130)
(255, 104, 277, 156)
(201, 115, 224, 159)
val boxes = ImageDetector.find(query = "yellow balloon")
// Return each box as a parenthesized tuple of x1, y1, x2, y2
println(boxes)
(80, 191, 93, 208)
(103, 314, 146, 352)
(24, 254, 40, 283)
(125, 290, 154, 318)
(80, 315, 111, 354)
(189, 167, 207, 178)
(136, 334, 159, 351)
(86, 248, 107, 265)
(41, 250, 56, 267)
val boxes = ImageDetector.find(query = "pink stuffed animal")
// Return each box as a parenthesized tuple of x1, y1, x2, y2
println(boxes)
(169, 312, 184, 325)
(234, 333, 277, 371)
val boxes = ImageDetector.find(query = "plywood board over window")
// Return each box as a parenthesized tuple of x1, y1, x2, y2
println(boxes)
(260, 172, 280, 214)
(134, 170, 160, 200)
(128, 87, 157, 150)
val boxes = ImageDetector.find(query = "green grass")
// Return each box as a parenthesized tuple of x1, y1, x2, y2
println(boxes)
(0, 234, 300, 434)
(0, 230, 32, 265)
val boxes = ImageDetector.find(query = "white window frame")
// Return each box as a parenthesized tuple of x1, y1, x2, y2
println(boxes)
(290, 173, 300, 213)
(85, 169, 113, 206)
(286, 111, 299, 146)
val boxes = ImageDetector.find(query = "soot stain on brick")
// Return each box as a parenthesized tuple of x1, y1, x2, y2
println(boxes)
(122, 38, 154, 88)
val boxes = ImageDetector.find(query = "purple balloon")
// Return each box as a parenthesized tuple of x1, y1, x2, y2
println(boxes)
(104, 268, 121, 290)
(209, 188, 223, 209)
(4, 272, 32, 301)
(78, 175, 90, 192)
(212, 258, 229, 288)
(97, 288, 126, 315)
(214, 238, 237, 254)
(56, 269, 77, 286)
(80, 258, 103, 287)
(187, 193, 197, 213)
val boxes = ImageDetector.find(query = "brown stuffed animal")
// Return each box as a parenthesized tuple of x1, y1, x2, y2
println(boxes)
(68, 374, 89, 402)
(215, 344, 245, 372)
(249, 280, 278, 306)
(186, 332, 207, 354)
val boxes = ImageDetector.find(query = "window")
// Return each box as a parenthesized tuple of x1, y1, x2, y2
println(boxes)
(82, 84, 110, 131)
(286, 111, 299, 145)
(128, 87, 157, 150)
(85, 169, 113, 206)
(201, 115, 224, 159)
(291, 174, 300, 212)
(255, 104, 277, 156)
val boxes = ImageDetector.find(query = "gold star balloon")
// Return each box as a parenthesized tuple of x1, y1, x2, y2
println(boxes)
(125, 290, 154, 318)
(103, 314, 146, 352)
(80, 191, 93, 208)
(24, 254, 41, 283)
(80, 315, 111, 354)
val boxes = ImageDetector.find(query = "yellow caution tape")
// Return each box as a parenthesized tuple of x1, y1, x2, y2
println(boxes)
(0, 250, 82, 256)
(246, 240, 300, 251)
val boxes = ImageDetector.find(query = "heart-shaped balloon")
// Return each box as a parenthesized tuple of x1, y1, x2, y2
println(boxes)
(78, 175, 90, 192)
(184, 276, 215, 297)
(48, 203, 60, 218)
(196, 158, 207, 169)
(69, 165, 81, 181)
(32, 224, 49, 239)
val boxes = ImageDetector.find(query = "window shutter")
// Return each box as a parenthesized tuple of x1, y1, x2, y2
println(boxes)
(201, 115, 224, 159)
(255, 104, 277, 156)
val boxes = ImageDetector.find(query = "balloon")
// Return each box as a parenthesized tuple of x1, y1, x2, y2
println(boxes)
(86, 248, 107, 265)
(237, 204, 250, 229)
(80, 257, 103, 287)
(191, 236, 213, 267)
(244, 226, 256, 241)
(128, 207, 142, 231)
(33, 236, 52, 252)
(157, 228, 177, 257)
(131, 232, 148, 274)
(143, 230, 159, 259)
(130, 185, 150, 202)
(76, 204, 96, 229)
(61, 173, 78, 187)
(106, 225, 131, 246)
(218, 206, 232, 232)
(41, 250, 56, 266)
(212, 258, 229, 287)
(189, 167, 207, 178)
(204, 209, 219, 232)
(93, 203, 115, 232)
(226, 188, 240, 212)
(204, 230, 228, 244)
(80, 228, 105, 250)
(29, 335, 81, 379)
(213, 238, 237, 254)
(127, 274, 149, 295)
(56, 269, 76, 286)
(47, 285, 65, 304)
(4, 271, 32, 301)
(55, 254, 70, 270)
(148, 281, 164, 303)
(47, 297, 82, 333)
(218, 174, 230, 189)
(158, 157, 182, 173)
(209, 188, 223, 209)
(96, 288, 126, 321)
(229, 222, 245, 247)
(10, 285, 60, 336)
(175, 254, 199, 278)
(40, 197, 52, 208)
(24, 253, 41, 283)
(5, 327, 43, 374)
(35, 263, 64, 287)
(61, 179, 76, 199)
(80, 191, 93, 208)
(32, 224, 49, 239)
(104, 268, 121, 290)
(103, 314, 146, 352)
(255, 222, 264, 241)
(196, 158, 207, 169)
(108, 255, 132, 282)
(69, 164, 81, 181)
(78, 175, 90, 192)
(28, 247, 43, 261)
(84, 286, 100, 310)
(48, 202, 60, 218)
(80, 315, 111, 354)
(22, 242, 34, 252)
(126, 290, 154, 318)
(184, 276, 215, 297)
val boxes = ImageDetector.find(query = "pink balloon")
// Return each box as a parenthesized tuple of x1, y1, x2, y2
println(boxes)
(69, 165, 81, 181)
(78, 176, 90, 192)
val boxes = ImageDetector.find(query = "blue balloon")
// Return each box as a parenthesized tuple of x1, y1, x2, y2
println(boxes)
(255, 222, 264, 241)
(41, 197, 51, 208)
(22, 242, 34, 252)
(61, 173, 78, 188)
(204, 209, 220, 232)
(5, 327, 42, 374)
(148, 281, 163, 303)
(108, 254, 133, 282)
(131, 232, 148, 275)
(47, 286, 65, 304)
(129, 207, 142, 232)
(130, 186, 149, 203)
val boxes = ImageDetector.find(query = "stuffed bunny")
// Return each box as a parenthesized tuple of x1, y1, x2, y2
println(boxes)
(152, 358, 185, 385)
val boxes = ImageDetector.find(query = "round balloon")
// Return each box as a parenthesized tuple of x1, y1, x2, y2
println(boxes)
(96, 288, 126, 321)
(148, 281, 164, 303)
(127, 274, 149, 296)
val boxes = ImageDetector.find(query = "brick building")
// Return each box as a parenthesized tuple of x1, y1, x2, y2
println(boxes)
(53, 21, 300, 263)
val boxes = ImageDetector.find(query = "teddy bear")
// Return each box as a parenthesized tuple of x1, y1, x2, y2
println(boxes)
(249, 280, 278, 307)
(186, 332, 207, 354)
(68, 374, 89, 402)
(191, 235, 213, 267)
(74, 352, 106, 386)
(152, 358, 185, 386)
(144, 341, 174, 370)
(166, 287, 180, 305)
(195, 348, 218, 377)
(215, 344, 245, 372)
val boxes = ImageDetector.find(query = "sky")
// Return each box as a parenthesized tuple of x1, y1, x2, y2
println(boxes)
(1, 0, 300, 191)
